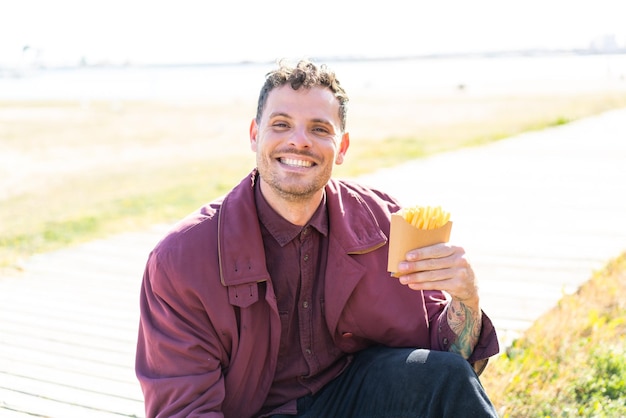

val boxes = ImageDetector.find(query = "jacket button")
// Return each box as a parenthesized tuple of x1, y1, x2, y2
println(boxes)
(443, 338, 449, 345)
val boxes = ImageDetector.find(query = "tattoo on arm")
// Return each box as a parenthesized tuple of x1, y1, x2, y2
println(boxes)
(446, 300, 482, 359)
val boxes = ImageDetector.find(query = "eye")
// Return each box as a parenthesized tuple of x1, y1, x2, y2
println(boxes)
(312, 125, 331, 135)
(272, 120, 289, 129)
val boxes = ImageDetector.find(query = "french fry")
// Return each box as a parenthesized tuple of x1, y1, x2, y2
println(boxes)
(397, 205, 450, 230)
(387, 205, 453, 276)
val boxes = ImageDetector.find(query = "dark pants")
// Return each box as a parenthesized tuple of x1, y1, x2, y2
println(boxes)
(272, 346, 498, 418)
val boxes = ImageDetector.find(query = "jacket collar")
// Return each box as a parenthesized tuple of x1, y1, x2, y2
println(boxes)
(218, 170, 388, 287)
(324, 179, 388, 255)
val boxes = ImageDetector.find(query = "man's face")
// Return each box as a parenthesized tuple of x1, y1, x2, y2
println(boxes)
(250, 85, 349, 204)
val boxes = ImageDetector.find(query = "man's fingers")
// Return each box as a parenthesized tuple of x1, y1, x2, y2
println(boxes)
(405, 243, 460, 262)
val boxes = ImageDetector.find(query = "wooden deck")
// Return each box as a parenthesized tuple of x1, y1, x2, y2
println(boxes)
(1, 108, 626, 417)
(358, 108, 626, 346)
(0, 228, 167, 417)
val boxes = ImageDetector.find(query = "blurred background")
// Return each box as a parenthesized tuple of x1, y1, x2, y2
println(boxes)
(1, 1, 626, 417)
(2, 0, 626, 312)
(2, 0, 626, 68)
(1, 0, 626, 99)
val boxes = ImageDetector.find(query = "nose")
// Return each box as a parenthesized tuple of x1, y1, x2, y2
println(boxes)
(288, 126, 312, 148)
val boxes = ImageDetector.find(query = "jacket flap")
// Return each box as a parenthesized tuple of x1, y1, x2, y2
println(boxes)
(228, 283, 259, 308)
(218, 172, 269, 287)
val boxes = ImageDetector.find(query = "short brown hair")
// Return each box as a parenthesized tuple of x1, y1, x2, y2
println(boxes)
(255, 59, 349, 131)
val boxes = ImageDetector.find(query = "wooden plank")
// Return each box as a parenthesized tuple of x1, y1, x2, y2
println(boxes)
(0, 360, 142, 403)
(0, 343, 135, 384)
(0, 386, 141, 418)
(0, 373, 143, 417)
(0, 308, 139, 339)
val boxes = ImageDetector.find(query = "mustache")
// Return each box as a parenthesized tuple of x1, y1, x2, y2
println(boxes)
(274, 148, 319, 159)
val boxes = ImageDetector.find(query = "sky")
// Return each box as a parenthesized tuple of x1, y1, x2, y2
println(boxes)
(1, 0, 625, 68)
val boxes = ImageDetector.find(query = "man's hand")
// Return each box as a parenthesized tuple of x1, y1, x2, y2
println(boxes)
(396, 243, 477, 304)
(395, 243, 482, 358)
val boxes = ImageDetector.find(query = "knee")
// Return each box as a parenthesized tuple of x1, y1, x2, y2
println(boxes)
(407, 349, 476, 378)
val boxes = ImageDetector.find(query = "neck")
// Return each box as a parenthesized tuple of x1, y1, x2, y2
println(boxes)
(259, 180, 323, 226)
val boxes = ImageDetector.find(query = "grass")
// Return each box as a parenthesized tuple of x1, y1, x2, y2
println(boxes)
(482, 252, 626, 417)
(0, 157, 246, 271)
(3, 91, 626, 271)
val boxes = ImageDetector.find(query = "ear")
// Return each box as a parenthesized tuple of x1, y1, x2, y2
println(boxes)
(335, 132, 350, 165)
(249, 118, 259, 151)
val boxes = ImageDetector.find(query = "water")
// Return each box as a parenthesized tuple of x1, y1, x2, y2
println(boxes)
(1, 54, 625, 101)
(0, 63, 273, 101)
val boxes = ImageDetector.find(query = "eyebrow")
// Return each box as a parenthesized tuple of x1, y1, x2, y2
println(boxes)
(268, 112, 334, 126)
(268, 112, 291, 119)
(311, 118, 333, 126)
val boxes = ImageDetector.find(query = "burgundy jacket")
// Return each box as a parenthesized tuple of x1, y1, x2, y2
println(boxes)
(136, 170, 499, 418)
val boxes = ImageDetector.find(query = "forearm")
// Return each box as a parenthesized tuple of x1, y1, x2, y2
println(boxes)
(445, 298, 482, 359)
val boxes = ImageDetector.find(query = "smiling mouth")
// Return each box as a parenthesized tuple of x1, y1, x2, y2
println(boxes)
(279, 157, 314, 168)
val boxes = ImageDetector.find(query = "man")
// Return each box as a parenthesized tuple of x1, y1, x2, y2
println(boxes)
(136, 59, 500, 417)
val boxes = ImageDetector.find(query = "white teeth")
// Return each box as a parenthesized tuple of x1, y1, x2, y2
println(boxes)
(281, 158, 313, 167)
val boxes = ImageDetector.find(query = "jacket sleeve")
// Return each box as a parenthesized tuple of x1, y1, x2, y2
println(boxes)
(424, 291, 500, 373)
(135, 251, 227, 418)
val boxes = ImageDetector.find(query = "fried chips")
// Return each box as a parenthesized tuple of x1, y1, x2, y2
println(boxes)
(397, 205, 451, 230)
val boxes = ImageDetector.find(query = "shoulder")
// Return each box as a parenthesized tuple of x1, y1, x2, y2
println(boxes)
(328, 178, 401, 213)
(150, 196, 224, 263)
(142, 198, 226, 301)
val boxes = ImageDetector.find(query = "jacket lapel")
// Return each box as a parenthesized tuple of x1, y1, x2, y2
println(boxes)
(323, 179, 389, 335)
(217, 173, 389, 324)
